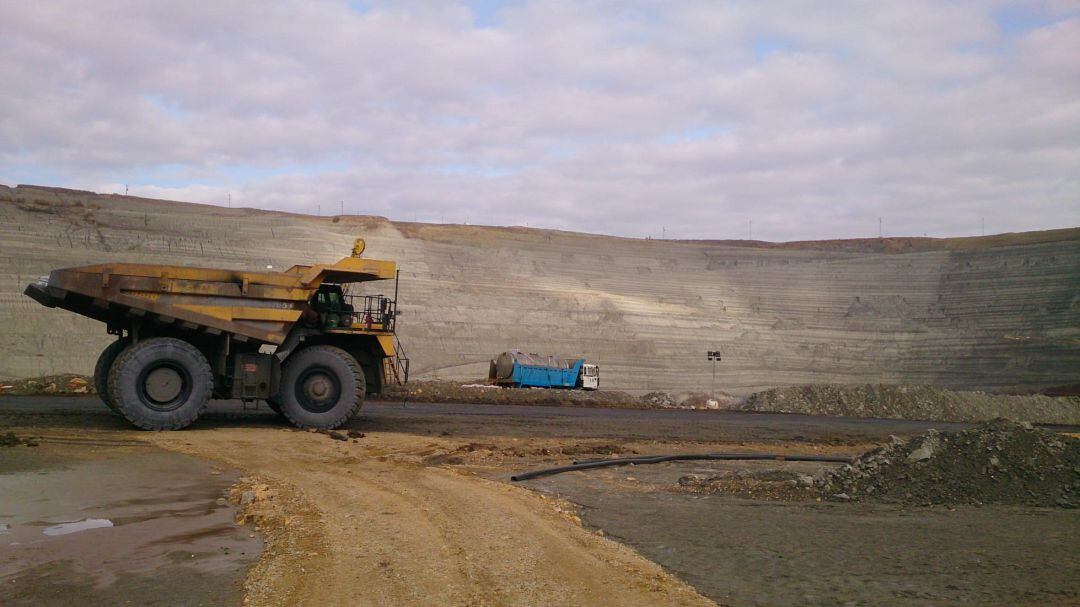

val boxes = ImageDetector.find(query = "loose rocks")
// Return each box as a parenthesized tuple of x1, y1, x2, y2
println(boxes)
(642, 392, 676, 407)
(816, 419, 1079, 507)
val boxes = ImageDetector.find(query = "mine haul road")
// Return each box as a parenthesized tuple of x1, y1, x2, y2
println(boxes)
(3, 397, 1071, 606)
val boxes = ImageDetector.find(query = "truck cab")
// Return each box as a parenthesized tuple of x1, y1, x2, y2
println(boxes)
(579, 363, 599, 390)
(309, 284, 355, 328)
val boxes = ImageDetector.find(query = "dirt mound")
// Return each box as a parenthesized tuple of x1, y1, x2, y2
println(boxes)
(816, 419, 1080, 507)
(0, 374, 92, 396)
(740, 383, 1080, 424)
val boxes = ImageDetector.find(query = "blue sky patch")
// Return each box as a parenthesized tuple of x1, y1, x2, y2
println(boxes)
(752, 35, 792, 60)
(660, 125, 732, 144)
(993, 4, 1076, 37)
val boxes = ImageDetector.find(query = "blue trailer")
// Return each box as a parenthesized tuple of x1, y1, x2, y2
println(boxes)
(489, 350, 599, 390)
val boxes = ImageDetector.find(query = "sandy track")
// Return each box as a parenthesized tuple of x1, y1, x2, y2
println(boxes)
(145, 427, 715, 607)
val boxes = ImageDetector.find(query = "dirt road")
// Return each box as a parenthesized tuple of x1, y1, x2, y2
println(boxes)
(144, 427, 711, 607)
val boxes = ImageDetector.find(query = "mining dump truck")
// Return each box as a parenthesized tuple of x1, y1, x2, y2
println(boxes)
(23, 239, 408, 431)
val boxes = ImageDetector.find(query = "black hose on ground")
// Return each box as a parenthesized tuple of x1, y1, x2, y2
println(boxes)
(510, 452, 853, 482)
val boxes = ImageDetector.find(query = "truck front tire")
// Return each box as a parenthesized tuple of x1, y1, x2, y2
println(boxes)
(107, 337, 212, 431)
(94, 338, 128, 414)
(279, 345, 364, 429)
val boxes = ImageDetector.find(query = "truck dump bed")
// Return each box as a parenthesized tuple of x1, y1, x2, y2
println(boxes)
(490, 350, 586, 389)
(24, 256, 397, 345)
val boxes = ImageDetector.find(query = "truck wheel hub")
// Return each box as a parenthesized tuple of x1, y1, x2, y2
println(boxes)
(144, 367, 183, 404)
(309, 378, 329, 397)
(297, 369, 339, 413)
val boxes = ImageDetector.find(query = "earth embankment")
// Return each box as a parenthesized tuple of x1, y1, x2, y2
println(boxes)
(2, 184, 1077, 395)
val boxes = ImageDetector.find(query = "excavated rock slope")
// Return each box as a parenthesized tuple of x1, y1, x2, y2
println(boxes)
(2, 184, 1078, 395)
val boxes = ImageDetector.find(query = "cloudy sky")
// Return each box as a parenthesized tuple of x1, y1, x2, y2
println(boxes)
(2, 1, 1078, 241)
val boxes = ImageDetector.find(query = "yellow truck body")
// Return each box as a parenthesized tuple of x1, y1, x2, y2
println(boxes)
(25, 246, 407, 430)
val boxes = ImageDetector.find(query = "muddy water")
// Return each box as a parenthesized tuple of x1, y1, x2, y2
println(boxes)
(0, 446, 261, 606)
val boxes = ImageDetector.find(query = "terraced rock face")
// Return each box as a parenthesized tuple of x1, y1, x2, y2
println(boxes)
(2, 184, 1078, 394)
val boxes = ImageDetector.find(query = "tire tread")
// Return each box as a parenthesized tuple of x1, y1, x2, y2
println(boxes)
(280, 345, 364, 429)
(108, 337, 212, 431)
(94, 338, 128, 414)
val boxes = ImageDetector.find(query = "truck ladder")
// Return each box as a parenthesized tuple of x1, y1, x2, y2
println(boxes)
(383, 336, 410, 386)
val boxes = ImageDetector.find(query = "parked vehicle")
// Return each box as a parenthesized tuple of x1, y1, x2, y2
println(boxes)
(488, 350, 599, 390)
(24, 239, 408, 430)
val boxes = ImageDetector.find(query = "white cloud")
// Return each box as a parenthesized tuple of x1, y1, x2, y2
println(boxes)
(0, 0, 1077, 240)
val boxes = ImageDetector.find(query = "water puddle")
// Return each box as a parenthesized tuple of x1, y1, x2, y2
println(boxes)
(0, 447, 261, 605)
(42, 518, 114, 536)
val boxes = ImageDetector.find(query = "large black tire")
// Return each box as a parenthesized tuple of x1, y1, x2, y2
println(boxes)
(107, 337, 212, 431)
(279, 345, 364, 429)
(94, 338, 128, 414)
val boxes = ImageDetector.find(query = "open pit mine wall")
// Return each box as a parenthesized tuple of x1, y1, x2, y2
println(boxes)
(1, 185, 1078, 395)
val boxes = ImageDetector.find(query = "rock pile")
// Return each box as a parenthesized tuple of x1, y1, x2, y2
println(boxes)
(740, 383, 1080, 425)
(641, 392, 676, 407)
(816, 419, 1079, 507)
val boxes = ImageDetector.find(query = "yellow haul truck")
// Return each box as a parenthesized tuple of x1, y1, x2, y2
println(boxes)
(23, 240, 408, 431)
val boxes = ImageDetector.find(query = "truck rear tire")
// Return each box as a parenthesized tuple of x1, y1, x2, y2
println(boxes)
(107, 337, 212, 431)
(94, 338, 128, 414)
(279, 345, 364, 429)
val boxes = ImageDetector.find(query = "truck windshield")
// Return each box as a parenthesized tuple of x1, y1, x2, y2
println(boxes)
(316, 290, 343, 309)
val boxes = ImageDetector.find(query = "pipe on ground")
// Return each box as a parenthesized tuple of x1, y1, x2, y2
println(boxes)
(510, 452, 852, 482)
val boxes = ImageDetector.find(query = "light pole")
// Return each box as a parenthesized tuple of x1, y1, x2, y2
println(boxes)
(707, 350, 721, 401)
